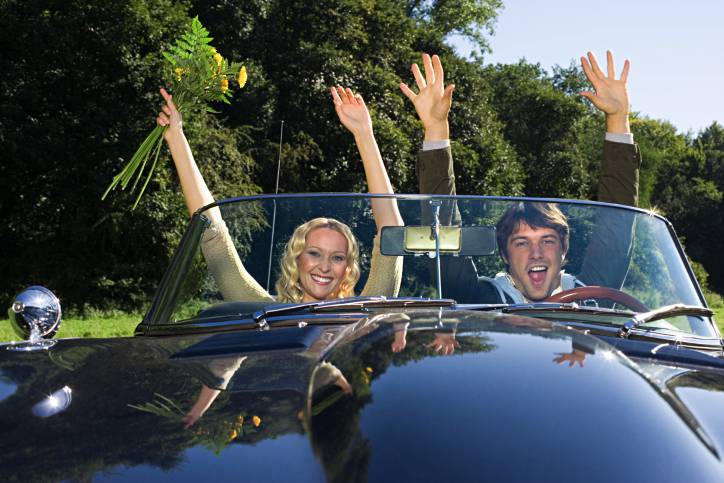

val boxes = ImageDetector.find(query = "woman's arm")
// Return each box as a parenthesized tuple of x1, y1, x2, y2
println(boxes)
(330, 86, 402, 232)
(157, 88, 270, 301)
(332, 86, 403, 297)
(157, 88, 221, 224)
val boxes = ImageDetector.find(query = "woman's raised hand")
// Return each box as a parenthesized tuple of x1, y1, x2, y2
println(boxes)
(155, 87, 218, 219)
(331, 86, 373, 138)
(330, 85, 401, 231)
(156, 88, 183, 141)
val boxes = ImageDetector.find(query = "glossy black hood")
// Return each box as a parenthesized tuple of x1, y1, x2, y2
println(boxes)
(1, 309, 723, 481)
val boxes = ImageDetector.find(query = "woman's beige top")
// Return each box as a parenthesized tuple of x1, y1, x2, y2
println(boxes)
(200, 219, 402, 301)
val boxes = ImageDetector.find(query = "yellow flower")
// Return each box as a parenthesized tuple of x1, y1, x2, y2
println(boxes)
(210, 47, 217, 55)
(213, 52, 223, 67)
(220, 77, 229, 92)
(237, 66, 247, 88)
(174, 67, 183, 81)
(228, 429, 238, 441)
(365, 366, 373, 374)
(252, 415, 261, 427)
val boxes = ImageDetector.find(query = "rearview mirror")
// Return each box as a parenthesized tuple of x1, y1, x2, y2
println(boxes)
(380, 226, 496, 256)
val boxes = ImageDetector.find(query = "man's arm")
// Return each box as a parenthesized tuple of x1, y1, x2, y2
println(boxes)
(578, 51, 640, 287)
(580, 50, 640, 207)
(599, 139, 640, 206)
(402, 54, 495, 302)
(403, 55, 459, 222)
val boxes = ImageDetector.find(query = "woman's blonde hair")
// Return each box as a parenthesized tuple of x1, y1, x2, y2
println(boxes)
(275, 217, 361, 303)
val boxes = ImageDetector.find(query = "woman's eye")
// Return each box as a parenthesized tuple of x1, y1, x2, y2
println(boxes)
(307, 250, 320, 257)
(332, 255, 346, 263)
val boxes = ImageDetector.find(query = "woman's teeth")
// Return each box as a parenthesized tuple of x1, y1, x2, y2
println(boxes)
(311, 274, 333, 284)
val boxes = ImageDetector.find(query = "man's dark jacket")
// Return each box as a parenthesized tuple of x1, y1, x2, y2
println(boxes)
(416, 141, 641, 303)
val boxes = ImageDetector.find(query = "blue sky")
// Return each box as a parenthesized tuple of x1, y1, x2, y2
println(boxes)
(450, 0, 723, 134)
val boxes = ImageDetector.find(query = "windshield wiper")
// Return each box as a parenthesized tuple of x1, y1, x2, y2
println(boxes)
(462, 302, 636, 317)
(618, 304, 714, 338)
(313, 297, 455, 311)
(253, 296, 455, 327)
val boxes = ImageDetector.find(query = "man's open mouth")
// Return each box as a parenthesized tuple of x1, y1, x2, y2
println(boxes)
(528, 265, 548, 285)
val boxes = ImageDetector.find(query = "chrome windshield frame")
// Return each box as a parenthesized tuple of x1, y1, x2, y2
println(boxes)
(136, 193, 712, 335)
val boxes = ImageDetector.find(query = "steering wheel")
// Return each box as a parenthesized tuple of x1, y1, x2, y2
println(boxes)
(545, 286, 649, 313)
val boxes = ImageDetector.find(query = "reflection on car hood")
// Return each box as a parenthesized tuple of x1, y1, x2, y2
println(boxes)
(1, 309, 723, 481)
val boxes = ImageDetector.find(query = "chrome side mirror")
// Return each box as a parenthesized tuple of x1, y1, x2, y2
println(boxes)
(7, 286, 62, 351)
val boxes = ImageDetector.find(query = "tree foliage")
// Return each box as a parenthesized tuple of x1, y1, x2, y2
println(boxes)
(650, 122, 724, 291)
(1, 0, 722, 309)
(0, 0, 257, 310)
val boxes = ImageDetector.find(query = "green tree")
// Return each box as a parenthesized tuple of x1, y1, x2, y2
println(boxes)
(1, 0, 514, 310)
(651, 122, 724, 292)
(406, 0, 504, 56)
(0, 0, 259, 310)
(629, 116, 689, 209)
(191, 0, 518, 194)
(483, 60, 599, 198)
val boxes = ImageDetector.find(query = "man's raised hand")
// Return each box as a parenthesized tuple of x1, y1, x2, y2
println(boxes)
(400, 53, 454, 141)
(580, 50, 631, 134)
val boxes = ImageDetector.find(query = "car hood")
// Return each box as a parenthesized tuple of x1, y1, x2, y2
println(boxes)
(1, 309, 722, 481)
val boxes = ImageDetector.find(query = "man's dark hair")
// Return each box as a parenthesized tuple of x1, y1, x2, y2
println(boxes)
(496, 202, 570, 265)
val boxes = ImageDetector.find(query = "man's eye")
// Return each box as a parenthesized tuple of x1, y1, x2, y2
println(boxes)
(543, 239, 557, 246)
(514, 241, 527, 248)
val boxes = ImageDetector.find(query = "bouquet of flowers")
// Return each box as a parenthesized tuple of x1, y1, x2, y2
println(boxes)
(102, 17, 247, 209)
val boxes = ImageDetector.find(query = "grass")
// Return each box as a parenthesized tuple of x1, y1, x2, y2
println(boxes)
(704, 290, 724, 334)
(714, 308, 724, 333)
(0, 312, 141, 343)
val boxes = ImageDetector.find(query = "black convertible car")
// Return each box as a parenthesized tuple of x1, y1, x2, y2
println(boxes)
(2, 194, 724, 482)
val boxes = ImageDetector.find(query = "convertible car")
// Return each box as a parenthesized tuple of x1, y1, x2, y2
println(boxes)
(2, 194, 724, 481)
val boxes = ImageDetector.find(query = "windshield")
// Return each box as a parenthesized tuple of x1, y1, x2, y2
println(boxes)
(150, 194, 710, 334)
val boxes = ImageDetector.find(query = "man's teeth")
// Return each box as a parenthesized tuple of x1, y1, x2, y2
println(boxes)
(529, 266, 547, 272)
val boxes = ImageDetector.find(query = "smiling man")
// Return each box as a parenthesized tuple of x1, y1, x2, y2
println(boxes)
(493, 202, 570, 302)
(403, 51, 640, 303)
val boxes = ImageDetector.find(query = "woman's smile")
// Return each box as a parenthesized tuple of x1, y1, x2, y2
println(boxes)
(310, 273, 334, 285)
(298, 227, 349, 302)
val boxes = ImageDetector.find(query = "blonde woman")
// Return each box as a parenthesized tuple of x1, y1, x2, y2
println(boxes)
(157, 86, 402, 303)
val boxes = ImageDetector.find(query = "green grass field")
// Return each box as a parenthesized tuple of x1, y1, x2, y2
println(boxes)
(0, 313, 141, 342)
(714, 306, 724, 333)
(1, 304, 723, 344)
(705, 290, 724, 334)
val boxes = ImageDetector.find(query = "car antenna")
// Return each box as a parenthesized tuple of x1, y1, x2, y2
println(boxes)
(266, 119, 284, 292)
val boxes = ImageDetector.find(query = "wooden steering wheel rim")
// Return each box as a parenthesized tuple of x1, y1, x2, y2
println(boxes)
(545, 286, 649, 313)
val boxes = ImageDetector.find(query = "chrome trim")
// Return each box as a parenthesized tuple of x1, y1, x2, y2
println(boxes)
(194, 192, 660, 220)
(619, 304, 715, 339)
